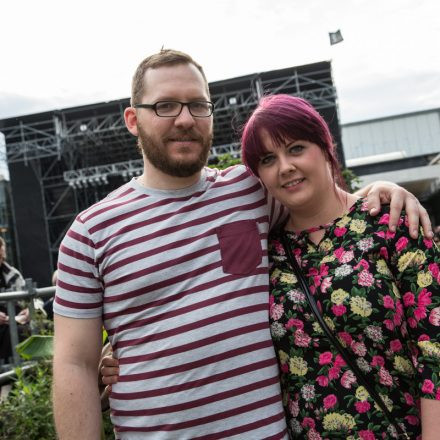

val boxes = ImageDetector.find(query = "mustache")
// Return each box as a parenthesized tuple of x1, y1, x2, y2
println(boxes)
(164, 130, 205, 143)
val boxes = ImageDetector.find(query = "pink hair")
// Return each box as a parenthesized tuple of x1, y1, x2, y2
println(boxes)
(241, 94, 344, 188)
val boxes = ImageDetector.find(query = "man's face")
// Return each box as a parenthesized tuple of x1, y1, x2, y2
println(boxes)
(0, 245, 5, 265)
(135, 63, 213, 178)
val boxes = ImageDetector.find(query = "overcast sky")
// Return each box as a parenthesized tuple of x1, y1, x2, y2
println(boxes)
(0, 0, 439, 125)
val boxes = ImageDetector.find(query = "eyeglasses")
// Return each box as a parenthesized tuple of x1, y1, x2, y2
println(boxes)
(134, 101, 214, 118)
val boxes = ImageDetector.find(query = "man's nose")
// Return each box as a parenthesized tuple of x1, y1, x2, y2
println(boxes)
(174, 105, 196, 129)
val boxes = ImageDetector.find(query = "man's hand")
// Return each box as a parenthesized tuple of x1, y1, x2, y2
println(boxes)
(15, 308, 30, 325)
(357, 181, 433, 239)
(0, 311, 9, 325)
(100, 353, 119, 387)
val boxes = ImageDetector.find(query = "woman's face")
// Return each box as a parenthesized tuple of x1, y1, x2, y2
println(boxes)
(257, 130, 334, 212)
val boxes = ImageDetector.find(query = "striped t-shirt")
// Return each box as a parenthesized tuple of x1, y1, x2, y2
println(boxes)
(54, 165, 288, 440)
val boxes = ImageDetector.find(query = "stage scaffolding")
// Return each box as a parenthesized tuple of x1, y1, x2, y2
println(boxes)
(0, 61, 342, 284)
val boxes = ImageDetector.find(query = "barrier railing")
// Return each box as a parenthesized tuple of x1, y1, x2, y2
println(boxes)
(0, 279, 55, 367)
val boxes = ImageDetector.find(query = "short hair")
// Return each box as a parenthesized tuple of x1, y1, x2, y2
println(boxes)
(241, 94, 344, 188)
(131, 49, 209, 105)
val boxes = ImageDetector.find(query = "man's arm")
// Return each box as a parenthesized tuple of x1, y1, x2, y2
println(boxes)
(355, 181, 433, 239)
(421, 398, 440, 440)
(53, 314, 103, 439)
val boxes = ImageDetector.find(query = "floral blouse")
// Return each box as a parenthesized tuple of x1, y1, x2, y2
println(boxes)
(269, 198, 440, 440)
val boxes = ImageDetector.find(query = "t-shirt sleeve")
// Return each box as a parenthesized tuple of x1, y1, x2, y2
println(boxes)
(53, 216, 103, 319)
(389, 217, 440, 400)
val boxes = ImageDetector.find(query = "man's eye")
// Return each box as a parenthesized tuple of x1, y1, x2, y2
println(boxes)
(157, 102, 177, 111)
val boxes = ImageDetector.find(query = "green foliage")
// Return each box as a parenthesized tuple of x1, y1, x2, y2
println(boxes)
(209, 153, 242, 170)
(342, 168, 361, 193)
(16, 335, 53, 361)
(0, 362, 55, 440)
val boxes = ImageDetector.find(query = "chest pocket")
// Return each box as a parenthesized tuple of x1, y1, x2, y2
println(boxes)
(216, 220, 263, 275)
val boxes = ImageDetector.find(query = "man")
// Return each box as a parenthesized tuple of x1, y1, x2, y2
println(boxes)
(53, 49, 432, 439)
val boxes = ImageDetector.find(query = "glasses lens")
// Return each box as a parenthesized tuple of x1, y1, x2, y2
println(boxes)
(189, 101, 213, 117)
(155, 101, 181, 116)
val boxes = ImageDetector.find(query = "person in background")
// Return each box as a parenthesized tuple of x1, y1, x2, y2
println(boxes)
(240, 94, 440, 439)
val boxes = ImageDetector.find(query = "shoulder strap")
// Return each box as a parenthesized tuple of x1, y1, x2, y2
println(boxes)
(279, 232, 409, 439)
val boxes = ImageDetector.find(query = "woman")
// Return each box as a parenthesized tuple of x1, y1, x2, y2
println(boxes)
(241, 94, 440, 439)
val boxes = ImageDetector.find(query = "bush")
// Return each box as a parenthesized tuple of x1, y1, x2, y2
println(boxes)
(0, 362, 55, 440)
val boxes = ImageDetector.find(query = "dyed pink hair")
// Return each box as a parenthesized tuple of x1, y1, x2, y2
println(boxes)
(241, 94, 344, 188)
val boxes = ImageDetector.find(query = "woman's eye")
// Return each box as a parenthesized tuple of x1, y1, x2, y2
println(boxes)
(260, 155, 274, 165)
(288, 145, 304, 154)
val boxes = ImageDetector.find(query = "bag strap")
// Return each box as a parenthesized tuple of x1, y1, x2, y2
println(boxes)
(280, 232, 409, 439)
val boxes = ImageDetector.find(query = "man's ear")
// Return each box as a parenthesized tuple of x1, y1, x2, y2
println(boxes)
(124, 107, 138, 136)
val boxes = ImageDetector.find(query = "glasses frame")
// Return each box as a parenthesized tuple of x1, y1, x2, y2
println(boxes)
(134, 100, 214, 118)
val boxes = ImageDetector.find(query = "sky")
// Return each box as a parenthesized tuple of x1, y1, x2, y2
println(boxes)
(0, 0, 439, 127)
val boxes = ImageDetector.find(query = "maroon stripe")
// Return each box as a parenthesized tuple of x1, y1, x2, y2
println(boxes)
(118, 340, 273, 381)
(54, 295, 101, 310)
(104, 261, 223, 305)
(105, 244, 219, 287)
(95, 196, 266, 250)
(192, 412, 287, 440)
(80, 185, 134, 218)
(97, 212, 268, 266)
(113, 375, 280, 416)
(66, 228, 95, 248)
(119, 322, 268, 365)
(111, 357, 276, 399)
(57, 262, 95, 279)
(59, 244, 95, 265)
(90, 179, 261, 236)
(115, 395, 281, 432)
(57, 279, 101, 294)
(102, 229, 212, 276)
(103, 272, 267, 319)
(110, 302, 267, 342)
(82, 193, 147, 222)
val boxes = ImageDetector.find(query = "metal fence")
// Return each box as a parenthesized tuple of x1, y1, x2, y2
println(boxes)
(0, 279, 55, 366)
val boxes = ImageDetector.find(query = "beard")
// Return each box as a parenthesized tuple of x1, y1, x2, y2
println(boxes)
(137, 124, 212, 178)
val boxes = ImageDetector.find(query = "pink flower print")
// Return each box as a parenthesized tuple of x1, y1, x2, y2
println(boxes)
(385, 230, 396, 240)
(414, 306, 427, 321)
(331, 304, 347, 316)
(383, 319, 395, 331)
(286, 318, 304, 330)
(429, 263, 439, 279)
(436, 388, 440, 401)
(319, 351, 333, 365)
(423, 238, 433, 249)
(422, 379, 435, 394)
(403, 292, 416, 307)
(379, 367, 393, 386)
(328, 366, 341, 380)
(301, 417, 315, 428)
(379, 246, 389, 259)
(393, 301, 404, 326)
(294, 329, 312, 347)
(316, 375, 329, 387)
(340, 250, 354, 263)
(407, 317, 417, 328)
(375, 230, 386, 239)
(334, 227, 347, 237)
(429, 307, 440, 326)
(281, 363, 289, 373)
(405, 415, 420, 426)
(338, 331, 353, 346)
(334, 247, 345, 260)
(270, 303, 284, 321)
(382, 295, 395, 309)
(355, 259, 369, 271)
(289, 398, 299, 417)
(355, 400, 371, 414)
(418, 334, 430, 342)
(323, 394, 337, 409)
(378, 213, 390, 225)
(273, 241, 285, 255)
(340, 370, 356, 388)
(395, 236, 409, 252)
(334, 354, 346, 368)
(359, 430, 376, 440)
(404, 392, 415, 406)
(307, 428, 322, 440)
(320, 276, 332, 293)
(418, 288, 432, 307)
(358, 270, 374, 287)
(351, 341, 367, 356)
(390, 339, 402, 352)
(371, 355, 385, 367)
(361, 199, 369, 211)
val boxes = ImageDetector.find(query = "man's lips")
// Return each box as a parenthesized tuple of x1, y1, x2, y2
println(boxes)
(282, 178, 305, 188)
